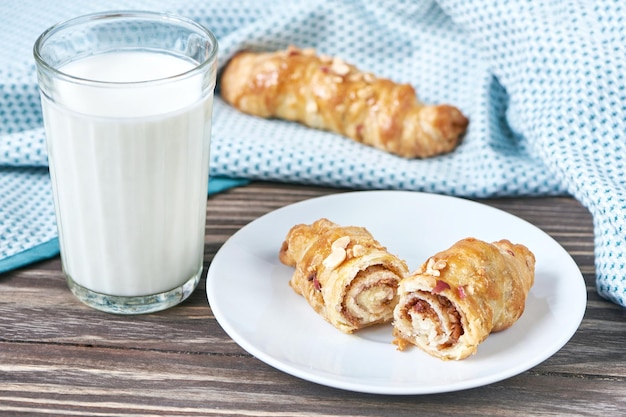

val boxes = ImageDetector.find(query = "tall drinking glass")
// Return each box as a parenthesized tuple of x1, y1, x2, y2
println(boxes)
(33, 11, 218, 314)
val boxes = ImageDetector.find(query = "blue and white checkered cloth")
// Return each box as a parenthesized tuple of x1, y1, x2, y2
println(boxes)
(1, 0, 624, 307)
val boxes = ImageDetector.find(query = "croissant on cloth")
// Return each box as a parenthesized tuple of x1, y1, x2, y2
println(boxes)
(279, 218, 409, 333)
(220, 46, 469, 158)
(392, 238, 535, 360)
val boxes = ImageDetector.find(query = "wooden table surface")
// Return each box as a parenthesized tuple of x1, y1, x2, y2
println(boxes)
(1, 181, 625, 416)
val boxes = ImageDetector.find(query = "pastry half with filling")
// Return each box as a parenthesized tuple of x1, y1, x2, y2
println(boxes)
(279, 218, 409, 333)
(220, 46, 468, 159)
(392, 238, 535, 360)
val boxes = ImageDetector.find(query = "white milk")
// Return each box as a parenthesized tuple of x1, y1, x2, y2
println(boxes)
(41, 51, 212, 296)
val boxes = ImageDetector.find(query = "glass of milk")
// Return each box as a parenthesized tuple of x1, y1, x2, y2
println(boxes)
(33, 11, 218, 314)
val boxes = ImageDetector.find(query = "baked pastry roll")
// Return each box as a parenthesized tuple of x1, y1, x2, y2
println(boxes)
(392, 238, 535, 360)
(279, 218, 409, 333)
(220, 46, 468, 158)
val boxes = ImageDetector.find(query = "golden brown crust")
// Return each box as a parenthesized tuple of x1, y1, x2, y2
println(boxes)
(220, 46, 468, 158)
(392, 237, 535, 360)
(279, 218, 409, 333)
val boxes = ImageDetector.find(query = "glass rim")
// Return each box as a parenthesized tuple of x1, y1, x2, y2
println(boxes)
(33, 10, 219, 87)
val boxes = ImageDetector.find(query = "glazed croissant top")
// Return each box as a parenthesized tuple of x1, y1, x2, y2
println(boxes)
(220, 46, 469, 158)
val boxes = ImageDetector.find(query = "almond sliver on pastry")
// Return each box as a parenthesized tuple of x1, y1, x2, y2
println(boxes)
(392, 238, 535, 360)
(279, 218, 409, 333)
(220, 46, 469, 158)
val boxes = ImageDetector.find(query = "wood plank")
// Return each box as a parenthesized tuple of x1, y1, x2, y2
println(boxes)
(1, 343, 624, 417)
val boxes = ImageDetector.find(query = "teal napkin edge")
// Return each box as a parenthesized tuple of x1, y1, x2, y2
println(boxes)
(0, 176, 249, 275)
(208, 176, 250, 194)
(0, 237, 60, 275)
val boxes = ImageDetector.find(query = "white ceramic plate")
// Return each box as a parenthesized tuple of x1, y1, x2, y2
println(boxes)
(206, 191, 586, 395)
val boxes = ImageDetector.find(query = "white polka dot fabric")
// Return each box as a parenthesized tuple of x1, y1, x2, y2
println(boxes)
(0, 0, 624, 306)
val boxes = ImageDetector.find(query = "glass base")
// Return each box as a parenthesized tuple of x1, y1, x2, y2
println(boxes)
(66, 268, 201, 315)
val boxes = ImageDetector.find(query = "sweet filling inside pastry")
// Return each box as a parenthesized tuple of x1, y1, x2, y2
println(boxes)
(400, 292, 464, 349)
(342, 265, 400, 325)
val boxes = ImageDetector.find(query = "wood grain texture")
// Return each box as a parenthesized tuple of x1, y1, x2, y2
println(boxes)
(1, 181, 624, 417)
